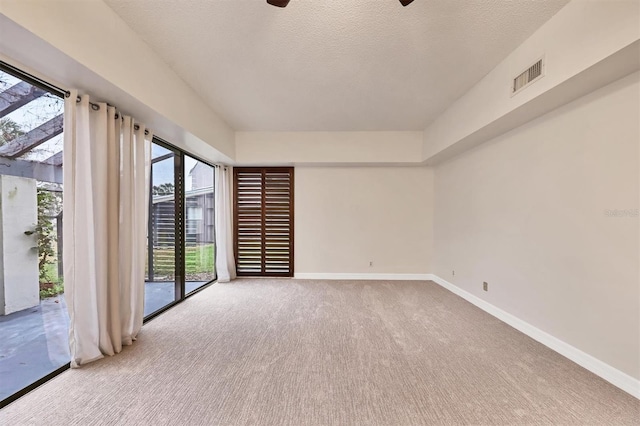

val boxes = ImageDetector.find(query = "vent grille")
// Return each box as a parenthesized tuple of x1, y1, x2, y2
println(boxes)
(513, 59, 543, 94)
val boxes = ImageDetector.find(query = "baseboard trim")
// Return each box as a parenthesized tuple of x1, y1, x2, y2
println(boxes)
(429, 274, 640, 399)
(294, 273, 432, 281)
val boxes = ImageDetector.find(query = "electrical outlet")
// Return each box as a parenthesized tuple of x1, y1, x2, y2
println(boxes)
(369, 261, 373, 267)
(452, 270, 455, 277)
(483, 282, 488, 291)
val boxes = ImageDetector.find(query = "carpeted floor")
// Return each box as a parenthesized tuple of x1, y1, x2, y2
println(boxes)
(1, 279, 638, 425)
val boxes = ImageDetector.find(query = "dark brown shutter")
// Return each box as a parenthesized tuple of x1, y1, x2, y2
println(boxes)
(234, 167, 294, 277)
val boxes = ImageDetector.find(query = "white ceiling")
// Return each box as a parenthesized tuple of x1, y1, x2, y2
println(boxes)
(104, 0, 569, 131)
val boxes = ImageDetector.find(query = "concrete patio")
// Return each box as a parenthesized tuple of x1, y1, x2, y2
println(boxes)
(0, 280, 209, 401)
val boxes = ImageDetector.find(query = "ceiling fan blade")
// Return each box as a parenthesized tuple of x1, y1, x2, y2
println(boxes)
(267, 0, 290, 7)
(399, 0, 415, 6)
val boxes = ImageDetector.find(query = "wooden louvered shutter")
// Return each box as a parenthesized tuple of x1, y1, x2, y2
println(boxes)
(234, 167, 294, 277)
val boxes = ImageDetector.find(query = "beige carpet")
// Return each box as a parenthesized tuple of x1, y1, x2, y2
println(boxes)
(1, 279, 638, 425)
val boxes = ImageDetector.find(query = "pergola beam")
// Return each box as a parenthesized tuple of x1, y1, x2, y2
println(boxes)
(0, 114, 63, 158)
(43, 150, 63, 166)
(0, 157, 62, 184)
(0, 81, 46, 116)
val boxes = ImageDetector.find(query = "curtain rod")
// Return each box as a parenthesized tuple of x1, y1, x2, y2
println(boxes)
(0, 60, 66, 98)
(0, 61, 149, 135)
(65, 91, 149, 135)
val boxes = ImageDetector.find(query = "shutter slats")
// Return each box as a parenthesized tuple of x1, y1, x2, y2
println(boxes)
(234, 167, 294, 277)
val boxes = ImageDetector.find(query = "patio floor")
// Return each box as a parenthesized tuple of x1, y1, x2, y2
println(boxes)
(0, 280, 208, 401)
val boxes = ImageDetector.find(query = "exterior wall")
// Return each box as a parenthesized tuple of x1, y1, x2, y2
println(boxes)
(0, 175, 39, 315)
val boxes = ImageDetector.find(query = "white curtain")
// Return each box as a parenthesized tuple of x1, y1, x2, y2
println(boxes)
(63, 91, 152, 367)
(214, 166, 236, 282)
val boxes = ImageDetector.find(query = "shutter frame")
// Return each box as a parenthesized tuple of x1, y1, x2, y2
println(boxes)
(234, 167, 294, 277)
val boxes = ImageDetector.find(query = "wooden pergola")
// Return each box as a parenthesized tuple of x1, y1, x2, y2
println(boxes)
(0, 78, 64, 279)
(0, 81, 63, 184)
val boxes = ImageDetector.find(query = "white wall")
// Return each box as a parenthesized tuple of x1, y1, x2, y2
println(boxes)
(423, 0, 640, 164)
(295, 167, 433, 276)
(433, 71, 640, 380)
(236, 131, 423, 165)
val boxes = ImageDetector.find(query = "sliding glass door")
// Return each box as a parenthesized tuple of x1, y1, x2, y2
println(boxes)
(0, 64, 68, 405)
(0, 62, 219, 407)
(144, 140, 217, 318)
(184, 156, 216, 293)
(145, 143, 179, 317)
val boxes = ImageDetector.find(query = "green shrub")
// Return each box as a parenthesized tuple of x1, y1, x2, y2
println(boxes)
(39, 282, 64, 299)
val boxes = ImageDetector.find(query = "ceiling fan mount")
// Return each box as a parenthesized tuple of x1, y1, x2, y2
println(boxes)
(267, 0, 415, 8)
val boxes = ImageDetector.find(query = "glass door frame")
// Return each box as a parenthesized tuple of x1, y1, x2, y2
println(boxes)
(144, 137, 218, 322)
(0, 60, 69, 409)
(0, 60, 219, 407)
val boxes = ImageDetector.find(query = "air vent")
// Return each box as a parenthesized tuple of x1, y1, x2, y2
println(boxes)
(512, 58, 544, 95)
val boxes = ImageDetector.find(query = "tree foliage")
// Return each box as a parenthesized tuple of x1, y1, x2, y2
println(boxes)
(0, 117, 23, 146)
(152, 183, 174, 196)
(35, 189, 62, 283)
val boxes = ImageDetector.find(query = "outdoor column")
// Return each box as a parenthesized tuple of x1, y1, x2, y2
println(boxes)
(0, 175, 39, 315)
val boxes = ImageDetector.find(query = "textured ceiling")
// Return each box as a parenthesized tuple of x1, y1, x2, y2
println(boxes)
(104, 0, 569, 131)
